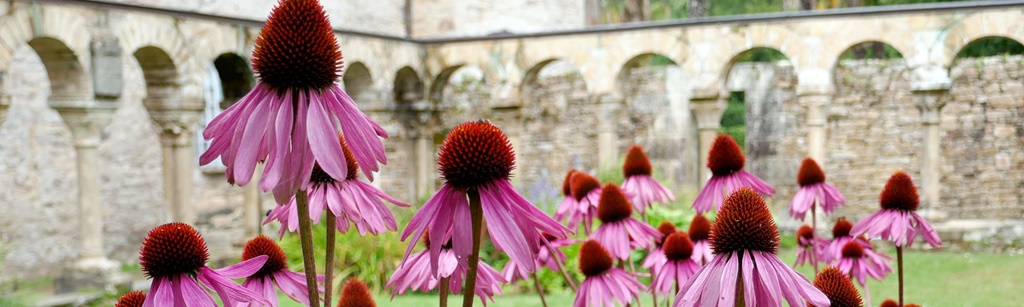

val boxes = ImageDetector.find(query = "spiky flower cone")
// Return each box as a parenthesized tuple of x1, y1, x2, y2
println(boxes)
(813, 267, 864, 307)
(115, 291, 146, 307)
(338, 278, 376, 307)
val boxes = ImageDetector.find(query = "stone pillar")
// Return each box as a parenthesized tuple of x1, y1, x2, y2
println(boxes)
(0, 94, 9, 124)
(52, 100, 119, 291)
(596, 94, 622, 169)
(689, 90, 727, 189)
(799, 88, 832, 164)
(414, 132, 434, 198)
(242, 164, 263, 238)
(150, 110, 202, 224)
(913, 86, 949, 222)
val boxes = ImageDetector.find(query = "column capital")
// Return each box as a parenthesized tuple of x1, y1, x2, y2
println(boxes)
(143, 97, 204, 114)
(149, 110, 202, 146)
(912, 87, 949, 124)
(54, 104, 116, 148)
(689, 95, 727, 131)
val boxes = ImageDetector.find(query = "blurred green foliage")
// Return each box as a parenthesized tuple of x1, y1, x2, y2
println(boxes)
(719, 92, 746, 152)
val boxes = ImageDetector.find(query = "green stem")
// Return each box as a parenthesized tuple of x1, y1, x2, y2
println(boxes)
(532, 272, 549, 307)
(811, 205, 819, 275)
(897, 245, 904, 307)
(324, 211, 337, 307)
(463, 189, 484, 307)
(541, 238, 577, 291)
(439, 276, 451, 307)
(295, 190, 321, 307)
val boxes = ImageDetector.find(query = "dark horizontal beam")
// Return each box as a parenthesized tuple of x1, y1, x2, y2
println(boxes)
(25, 0, 1024, 45)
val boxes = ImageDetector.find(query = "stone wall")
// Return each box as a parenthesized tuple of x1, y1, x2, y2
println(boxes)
(411, 0, 585, 38)
(943, 56, 1024, 220)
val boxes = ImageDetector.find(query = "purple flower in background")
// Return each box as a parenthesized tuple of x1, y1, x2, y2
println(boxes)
(237, 235, 322, 306)
(650, 233, 701, 297)
(692, 134, 775, 214)
(574, 240, 644, 307)
(687, 214, 714, 264)
(621, 145, 676, 213)
(851, 171, 942, 248)
(834, 241, 893, 287)
(790, 158, 846, 219)
(589, 183, 662, 260)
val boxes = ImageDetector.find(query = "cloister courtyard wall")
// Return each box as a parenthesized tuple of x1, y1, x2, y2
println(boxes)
(1, 0, 1023, 283)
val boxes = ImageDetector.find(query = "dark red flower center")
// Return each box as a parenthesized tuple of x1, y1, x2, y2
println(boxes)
(309, 134, 361, 182)
(139, 223, 209, 278)
(597, 184, 633, 223)
(437, 121, 515, 189)
(832, 218, 853, 239)
(905, 304, 922, 307)
(338, 278, 377, 307)
(841, 241, 865, 259)
(688, 214, 711, 242)
(115, 291, 146, 307)
(623, 145, 652, 177)
(252, 0, 342, 92)
(578, 240, 613, 277)
(663, 233, 695, 261)
(561, 169, 579, 197)
(541, 232, 559, 243)
(879, 299, 899, 307)
(710, 188, 779, 255)
(797, 224, 815, 247)
(242, 235, 289, 278)
(797, 158, 826, 186)
(707, 134, 746, 176)
(813, 267, 864, 307)
(879, 171, 919, 211)
(656, 221, 677, 246)
(570, 172, 601, 201)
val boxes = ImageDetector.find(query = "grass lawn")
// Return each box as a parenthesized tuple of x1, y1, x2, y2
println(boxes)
(274, 248, 1024, 307)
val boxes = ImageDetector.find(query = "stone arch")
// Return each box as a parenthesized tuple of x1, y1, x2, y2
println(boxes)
(133, 46, 181, 102)
(0, 4, 91, 72)
(831, 41, 910, 97)
(393, 66, 426, 130)
(942, 11, 1024, 69)
(118, 15, 201, 100)
(432, 65, 487, 130)
(342, 62, 374, 102)
(212, 53, 253, 105)
(951, 36, 1024, 62)
(26, 37, 91, 101)
(832, 41, 906, 69)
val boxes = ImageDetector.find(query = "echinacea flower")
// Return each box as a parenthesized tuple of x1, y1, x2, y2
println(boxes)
(674, 188, 829, 307)
(621, 145, 675, 213)
(503, 232, 577, 283)
(386, 232, 505, 304)
(835, 241, 892, 287)
(692, 134, 775, 214)
(641, 221, 679, 271)
(813, 266, 864, 307)
(821, 218, 869, 263)
(338, 278, 376, 307)
(567, 171, 603, 234)
(554, 169, 582, 228)
(590, 183, 662, 260)
(200, 0, 388, 203)
(880, 299, 898, 307)
(790, 158, 846, 219)
(650, 233, 701, 296)
(264, 135, 408, 237)
(139, 223, 270, 307)
(237, 235, 321, 306)
(794, 224, 823, 267)
(401, 121, 570, 275)
(115, 291, 146, 307)
(851, 171, 942, 248)
(688, 214, 713, 264)
(574, 240, 644, 307)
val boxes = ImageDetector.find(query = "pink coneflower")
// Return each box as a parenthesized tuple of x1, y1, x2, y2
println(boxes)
(692, 134, 775, 214)
(139, 223, 270, 307)
(851, 171, 941, 248)
(401, 121, 569, 276)
(650, 233, 701, 296)
(338, 278, 376, 307)
(821, 218, 868, 264)
(115, 291, 145, 307)
(237, 235, 320, 306)
(621, 145, 675, 213)
(790, 158, 846, 219)
(200, 0, 388, 203)
(795, 224, 822, 269)
(554, 169, 583, 229)
(673, 188, 829, 307)
(567, 172, 603, 234)
(590, 183, 662, 260)
(641, 221, 679, 272)
(386, 232, 505, 303)
(687, 214, 713, 264)
(264, 135, 409, 237)
(574, 240, 644, 307)
(502, 232, 577, 283)
(835, 241, 892, 287)
(813, 266, 864, 307)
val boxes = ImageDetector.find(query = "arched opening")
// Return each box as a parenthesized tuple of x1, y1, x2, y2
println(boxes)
(200, 53, 254, 170)
(838, 41, 904, 61)
(519, 59, 590, 205)
(26, 37, 89, 100)
(943, 35, 1024, 219)
(724, 47, 800, 200)
(615, 53, 694, 188)
(342, 62, 374, 102)
(133, 46, 179, 100)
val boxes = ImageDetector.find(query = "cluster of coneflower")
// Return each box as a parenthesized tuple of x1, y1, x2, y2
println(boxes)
(114, 1, 942, 306)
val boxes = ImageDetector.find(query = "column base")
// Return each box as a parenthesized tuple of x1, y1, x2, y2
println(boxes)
(55, 257, 130, 293)
(920, 208, 949, 223)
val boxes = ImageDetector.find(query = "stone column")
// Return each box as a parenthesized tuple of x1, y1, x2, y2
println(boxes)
(689, 90, 727, 189)
(799, 88, 832, 164)
(913, 87, 949, 222)
(0, 94, 9, 124)
(242, 164, 263, 238)
(596, 94, 622, 169)
(150, 110, 202, 224)
(53, 101, 119, 291)
(414, 131, 434, 198)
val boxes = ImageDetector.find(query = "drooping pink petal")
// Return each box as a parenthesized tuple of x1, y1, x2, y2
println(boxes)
(273, 270, 312, 305)
(306, 96, 349, 181)
(142, 276, 173, 307)
(215, 255, 268, 278)
(179, 274, 217, 307)
(198, 266, 271, 306)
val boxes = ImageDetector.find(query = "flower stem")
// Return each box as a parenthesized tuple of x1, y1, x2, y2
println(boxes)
(811, 205, 819, 275)
(864, 279, 872, 307)
(463, 189, 484, 307)
(541, 239, 577, 291)
(324, 211, 337, 307)
(531, 272, 549, 307)
(295, 189, 321, 307)
(439, 276, 451, 307)
(897, 245, 904, 307)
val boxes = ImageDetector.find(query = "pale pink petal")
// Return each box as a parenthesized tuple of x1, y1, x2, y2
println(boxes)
(215, 255, 268, 279)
